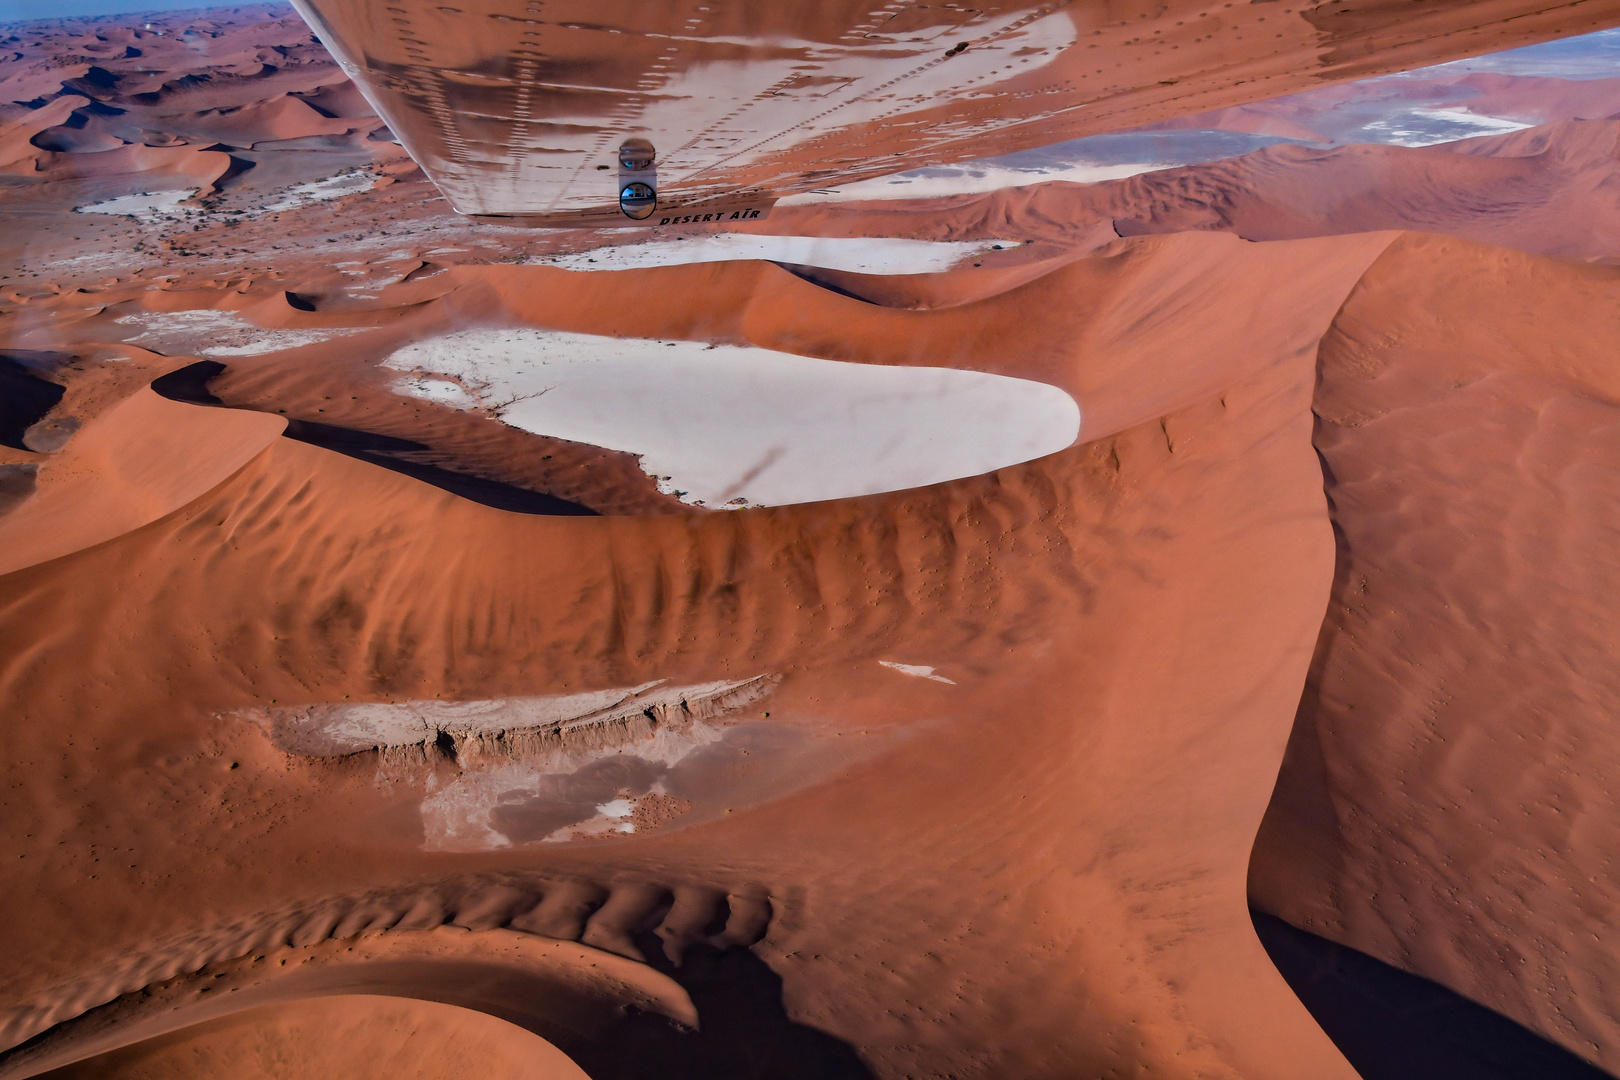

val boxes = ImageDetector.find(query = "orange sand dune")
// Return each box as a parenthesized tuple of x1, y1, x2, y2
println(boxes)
(10, 930, 688, 1078)
(0, 387, 284, 577)
(1251, 231, 1620, 1075)
(19, 143, 232, 190)
(7, 7, 1620, 1077)
(158, 94, 361, 147)
(0, 231, 1383, 1079)
(0, 97, 88, 169)
(771, 117, 1620, 262)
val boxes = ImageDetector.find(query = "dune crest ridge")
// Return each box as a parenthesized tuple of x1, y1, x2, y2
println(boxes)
(1251, 231, 1620, 1075)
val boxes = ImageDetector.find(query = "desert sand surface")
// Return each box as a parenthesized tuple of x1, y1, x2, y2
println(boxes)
(1250, 232, 1620, 1074)
(5, 5, 1620, 1080)
(42, 993, 595, 1080)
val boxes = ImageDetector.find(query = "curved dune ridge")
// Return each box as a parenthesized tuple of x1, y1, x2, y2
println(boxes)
(8, 9, 1620, 1079)
(2, 919, 702, 1078)
(1251, 233, 1620, 1073)
(0, 872, 785, 1069)
(544, 234, 1020, 275)
(36, 995, 591, 1080)
(0, 389, 285, 577)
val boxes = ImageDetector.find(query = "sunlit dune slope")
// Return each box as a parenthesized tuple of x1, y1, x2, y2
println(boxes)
(1250, 231, 1620, 1076)
(0, 388, 283, 575)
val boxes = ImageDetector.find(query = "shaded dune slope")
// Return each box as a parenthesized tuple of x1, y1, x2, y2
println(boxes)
(1254, 911, 1614, 1080)
(151, 360, 599, 517)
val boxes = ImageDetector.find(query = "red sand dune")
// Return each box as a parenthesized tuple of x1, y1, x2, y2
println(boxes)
(769, 117, 1620, 263)
(43, 994, 594, 1080)
(0, 386, 284, 576)
(5, 6, 1620, 1080)
(158, 94, 360, 147)
(1251, 231, 1620, 1075)
(0, 231, 1379, 1079)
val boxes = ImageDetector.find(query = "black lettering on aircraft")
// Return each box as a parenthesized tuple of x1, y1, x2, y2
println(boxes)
(652, 207, 763, 227)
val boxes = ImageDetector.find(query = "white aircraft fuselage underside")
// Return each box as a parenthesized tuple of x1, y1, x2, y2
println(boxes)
(287, 0, 1620, 226)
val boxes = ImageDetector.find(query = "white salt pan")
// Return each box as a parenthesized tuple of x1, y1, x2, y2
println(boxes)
(75, 189, 197, 221)
(115, 309, 367, 356)
(781, 161, 1177, 203)
(260, 170, 378, 212)
(549, 234, 1017, 275)
(384, 328, 1080, 507)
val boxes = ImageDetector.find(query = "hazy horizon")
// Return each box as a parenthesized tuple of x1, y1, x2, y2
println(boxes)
(1, 0, 287, 25)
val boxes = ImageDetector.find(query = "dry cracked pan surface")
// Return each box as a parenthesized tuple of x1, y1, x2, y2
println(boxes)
(5, 7, 1620, 1080)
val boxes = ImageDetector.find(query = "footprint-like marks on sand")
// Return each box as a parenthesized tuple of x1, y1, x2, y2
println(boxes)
(0, 874, 877, 1080)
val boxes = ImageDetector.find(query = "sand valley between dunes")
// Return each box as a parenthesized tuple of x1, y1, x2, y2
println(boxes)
(7, 6, 1620, 1080)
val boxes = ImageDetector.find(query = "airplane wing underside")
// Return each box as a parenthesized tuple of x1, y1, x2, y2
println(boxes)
(286, 0, 1620, 226)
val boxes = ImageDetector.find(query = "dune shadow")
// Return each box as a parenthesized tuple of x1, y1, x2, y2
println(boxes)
(280, 418, 597, 516)
(0, 463, 38, 516)
(150, 361, 596, 516)
(570, 934, 877, 1080)
(773, 264, 883, 305)
(1253, 909, 1616, 1080)
(0, 355, 67, 450)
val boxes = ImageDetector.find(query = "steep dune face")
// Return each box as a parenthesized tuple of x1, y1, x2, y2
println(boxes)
(1250, 232, 1620, 1074)
(0, 388, 284, 575)
(0, 232, 1383, 1079)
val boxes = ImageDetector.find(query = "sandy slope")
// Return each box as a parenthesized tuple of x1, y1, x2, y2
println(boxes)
(0, 387, 284, 575)
(42, 995, 591, 1080)
(0, 230, 1383, 1079)
(767, 117, 1620, 263)
(1249, 232, 1620, 1075)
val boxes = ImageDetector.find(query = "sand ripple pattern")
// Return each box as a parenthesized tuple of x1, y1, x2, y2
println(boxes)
(0, 873, 770, 1065)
